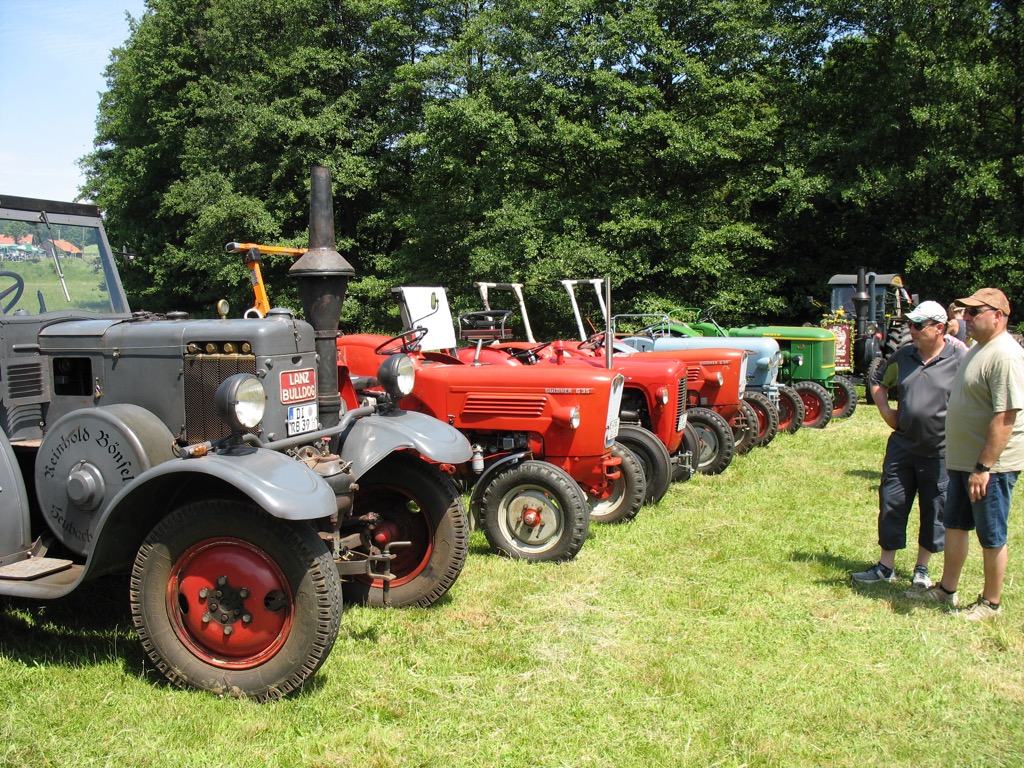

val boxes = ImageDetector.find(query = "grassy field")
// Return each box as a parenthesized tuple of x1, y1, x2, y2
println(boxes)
(2, 403, 1022, 767)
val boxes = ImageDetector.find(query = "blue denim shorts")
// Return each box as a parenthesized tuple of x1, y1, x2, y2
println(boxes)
(943, 469, 1018, 548)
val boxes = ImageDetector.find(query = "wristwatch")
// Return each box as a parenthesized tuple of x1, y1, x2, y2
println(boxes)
(974, 462, 991, 473)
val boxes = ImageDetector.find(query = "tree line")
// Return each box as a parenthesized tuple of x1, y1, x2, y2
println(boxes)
(81, 0, 1024, 338)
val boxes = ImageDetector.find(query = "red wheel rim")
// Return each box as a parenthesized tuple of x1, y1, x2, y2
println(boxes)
(832, 387, 847, 415)
(800, 391, 822, 423)
(750, 403, 768, 438)
(167, 537, 292, 669)
(357, 487, 433, 590)
(778, 399, 794, 430)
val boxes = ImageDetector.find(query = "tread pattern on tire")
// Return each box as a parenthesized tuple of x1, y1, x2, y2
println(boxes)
(793, 380, 833, 429)
(741, 390, 779, 447)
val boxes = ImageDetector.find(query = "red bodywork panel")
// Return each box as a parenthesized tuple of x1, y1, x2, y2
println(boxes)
(337, 334, 623, 499)
(456, 340, 689, 455)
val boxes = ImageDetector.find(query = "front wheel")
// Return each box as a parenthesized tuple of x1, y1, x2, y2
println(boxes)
(347, 452, 469, 608)
(672, 423, 701, 483)
(130, 500, 342, 702)
(741, 391, 779, 448)
(793, 380, 833, 429)
(616, 424, 673, 504)
(479, 460, 590, 562)
(730, 400, 759, 455)
(777, 385, 805, 434)
(588, 443, 647, 524)
(687, 407, 735, 475)
(831, 375, 858, 419)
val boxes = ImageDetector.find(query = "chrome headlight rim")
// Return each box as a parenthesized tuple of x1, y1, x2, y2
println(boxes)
(215, 373, 267, 432)
(378, 353, 416, 400)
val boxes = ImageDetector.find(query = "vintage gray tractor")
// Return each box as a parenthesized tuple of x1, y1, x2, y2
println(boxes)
(820, 268, 915, 412)
(0, 169, 472, 700)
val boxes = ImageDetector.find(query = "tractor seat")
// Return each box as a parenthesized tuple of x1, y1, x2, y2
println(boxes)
(459, 310, 514, 342)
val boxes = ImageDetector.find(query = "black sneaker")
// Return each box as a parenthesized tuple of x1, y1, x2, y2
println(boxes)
(851, 563, 896, 584)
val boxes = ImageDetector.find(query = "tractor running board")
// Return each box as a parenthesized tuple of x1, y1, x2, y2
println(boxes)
(0, 557, 74, 581)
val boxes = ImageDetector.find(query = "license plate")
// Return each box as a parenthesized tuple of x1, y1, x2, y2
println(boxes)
(287, 403, 318, 436)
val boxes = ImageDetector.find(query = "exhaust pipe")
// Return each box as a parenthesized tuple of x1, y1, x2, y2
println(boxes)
(289, 166, 355, 431)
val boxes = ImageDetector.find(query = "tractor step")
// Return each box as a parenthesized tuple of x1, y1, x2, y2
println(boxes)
(0, 557, 74, 580)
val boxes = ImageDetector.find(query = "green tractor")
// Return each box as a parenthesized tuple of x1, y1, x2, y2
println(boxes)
(820, 268, 914, 403)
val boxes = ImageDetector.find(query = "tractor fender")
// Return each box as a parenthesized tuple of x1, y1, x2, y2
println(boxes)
(0, 427, 32, 558)
(339, 409, 472, 479)
(81, 446, 339, 581)
(467, 451, 533, 518)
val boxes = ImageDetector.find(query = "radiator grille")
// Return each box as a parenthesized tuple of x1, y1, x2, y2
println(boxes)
(462, 393, 546, 418)
(183, 355, 257, 443)
(676, 379, 687, 432)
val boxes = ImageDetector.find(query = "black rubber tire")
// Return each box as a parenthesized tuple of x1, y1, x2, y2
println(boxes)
(686, 407, 735, 475)
(777, 385, 805, 434)
(793, 380, 834, 429)
(130, 500, 341, 701)
(831, 375, 858, 419)
(588, 443, 647, 524)
(672, 423, 701, 483)
(479, 460, 590, 561)
(346, 452, 469, 608)
(616, 424, 673, 504)
(731, 400, 759, 455)
(741, 391, 779, 448)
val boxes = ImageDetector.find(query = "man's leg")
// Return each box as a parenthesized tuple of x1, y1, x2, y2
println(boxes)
(878, 440, 914, 569)
(938, 470, 973, 592)
(940, 528, 969, 592)
(981, 545, 1008, 604)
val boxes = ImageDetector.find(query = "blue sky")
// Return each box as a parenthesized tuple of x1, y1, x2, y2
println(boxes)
(0, 0, 147, 202)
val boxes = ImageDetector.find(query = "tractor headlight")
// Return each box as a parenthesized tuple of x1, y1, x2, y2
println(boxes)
(215, 373, 266, 431)
(656, 386, 670, 405)
(793, 354, 804, 368)
(378, 353, 416, 399)
(568, 406, 582, 429)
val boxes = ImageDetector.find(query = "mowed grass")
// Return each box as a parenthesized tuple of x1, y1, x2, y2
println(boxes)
(2, 404, 1022, 767)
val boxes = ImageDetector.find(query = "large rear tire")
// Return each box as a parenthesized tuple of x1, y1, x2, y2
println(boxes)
(687, 407, 735, 475)
(793, 380, 833, 429)
(831, 375, 858, 419)
(741, 391, 779, 448)
(479, 460, 590, 562)
(588, 443, 647, 524)
(616, 424, 673, 504)
(130, 500, 341, 701)
(346, 453, 469, 608)
(777, 385, 805, 434)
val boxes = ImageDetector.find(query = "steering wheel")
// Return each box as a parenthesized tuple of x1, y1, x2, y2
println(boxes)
(577, 331, 609, 352)
(508, 341, 552, 363)
(375, 327, 429, 355)
(0, 270, 25, 314)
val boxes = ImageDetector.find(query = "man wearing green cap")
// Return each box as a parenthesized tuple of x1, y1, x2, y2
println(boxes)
(907, 288, 1024, 620)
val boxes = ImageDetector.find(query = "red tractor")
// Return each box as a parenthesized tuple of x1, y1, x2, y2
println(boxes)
(337, 327, 642, 563)
(471, 281, 751, 476)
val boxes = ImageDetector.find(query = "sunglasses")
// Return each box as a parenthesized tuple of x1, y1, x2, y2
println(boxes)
(965, 306, 996, 317)
(908, 321, 938, 331)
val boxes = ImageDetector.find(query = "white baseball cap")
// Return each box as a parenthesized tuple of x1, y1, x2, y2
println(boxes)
(905, 300, 947, 324)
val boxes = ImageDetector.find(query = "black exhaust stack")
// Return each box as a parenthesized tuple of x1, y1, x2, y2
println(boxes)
(289, 166, 355, 431)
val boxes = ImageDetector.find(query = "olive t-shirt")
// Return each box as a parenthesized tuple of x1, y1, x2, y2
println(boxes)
(945, 332, 1024, 472)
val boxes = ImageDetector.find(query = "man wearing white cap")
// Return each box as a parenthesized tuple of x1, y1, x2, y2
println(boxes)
(853, 300, 966, 588)
(907, 288, 1024, 620)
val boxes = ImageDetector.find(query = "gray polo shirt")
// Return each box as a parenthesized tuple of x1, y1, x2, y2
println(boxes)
(871, 340, 966, 457)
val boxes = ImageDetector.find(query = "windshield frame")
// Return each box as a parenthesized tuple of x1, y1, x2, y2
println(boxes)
(0, 195, 131, 317)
